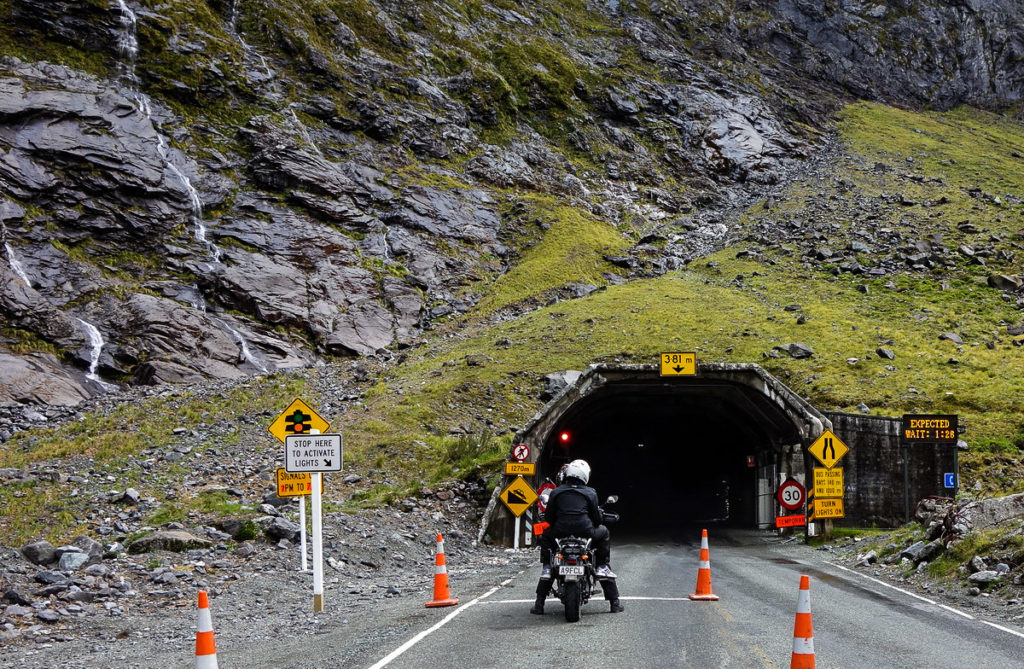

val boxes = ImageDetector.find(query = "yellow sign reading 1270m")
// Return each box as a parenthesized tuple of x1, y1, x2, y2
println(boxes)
(660, 352, 696, 376)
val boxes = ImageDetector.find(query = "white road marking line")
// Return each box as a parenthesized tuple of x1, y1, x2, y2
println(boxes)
(980, 620, 1024, 639)
(830, 562, 1024, 641)
(479, 595, 693, 604)
(832, 563, 937, 605)
(367, 573, 520, 669)
(939, 604, 975, 620)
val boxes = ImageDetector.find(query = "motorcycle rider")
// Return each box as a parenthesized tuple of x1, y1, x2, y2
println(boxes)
(530, 458, 623, 614)
(533, 463, 567, 578)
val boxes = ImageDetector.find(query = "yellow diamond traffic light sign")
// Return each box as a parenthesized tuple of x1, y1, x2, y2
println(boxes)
(268, 398, 330, 444)
(500, 476, 538, 517)
(808, 429, 849, 469)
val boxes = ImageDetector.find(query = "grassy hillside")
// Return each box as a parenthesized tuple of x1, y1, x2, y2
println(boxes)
(3, 101, 1024, 544)
(345, 101, 1024, 494)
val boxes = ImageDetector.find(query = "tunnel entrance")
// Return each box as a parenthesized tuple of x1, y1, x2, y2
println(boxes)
(480, 364, 831, 545)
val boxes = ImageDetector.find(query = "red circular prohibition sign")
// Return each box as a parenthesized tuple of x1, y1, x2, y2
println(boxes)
(777, 478, 806, 511)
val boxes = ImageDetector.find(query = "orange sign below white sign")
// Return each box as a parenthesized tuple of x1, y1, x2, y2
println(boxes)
(276, 468, 312, 497)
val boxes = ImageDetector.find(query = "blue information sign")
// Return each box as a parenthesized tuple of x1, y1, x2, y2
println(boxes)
(944, 473, 956, 488)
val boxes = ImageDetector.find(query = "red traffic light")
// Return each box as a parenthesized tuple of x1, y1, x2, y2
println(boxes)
(559, 430, 571, 443)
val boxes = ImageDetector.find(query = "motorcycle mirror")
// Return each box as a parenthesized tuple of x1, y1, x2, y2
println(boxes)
(605, 495, 618, 504)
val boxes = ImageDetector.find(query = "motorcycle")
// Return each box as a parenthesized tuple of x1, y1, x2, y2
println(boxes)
(546, 495, 619, 623)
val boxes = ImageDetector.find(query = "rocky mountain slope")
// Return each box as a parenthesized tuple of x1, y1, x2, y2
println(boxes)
(3, 0, 1024, 656)
(2, 0, 1022, 409)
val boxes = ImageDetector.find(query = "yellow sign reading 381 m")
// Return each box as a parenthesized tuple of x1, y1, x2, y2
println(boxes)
(660, 352, 697, 376)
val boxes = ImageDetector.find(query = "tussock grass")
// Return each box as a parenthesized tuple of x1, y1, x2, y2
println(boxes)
(478, 195, 629, 312)
(2, 481, 78, 545)
(0, 375, 307, 543)
(927, 527, 1024, 585)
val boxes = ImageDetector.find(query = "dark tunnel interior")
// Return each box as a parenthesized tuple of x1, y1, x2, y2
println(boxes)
(535, 380, 803, 538)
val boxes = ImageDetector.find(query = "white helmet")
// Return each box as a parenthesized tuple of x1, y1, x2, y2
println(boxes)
(563, 459, 591, 485)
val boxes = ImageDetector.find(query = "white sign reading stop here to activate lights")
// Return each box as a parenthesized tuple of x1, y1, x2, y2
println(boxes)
(285, 434, 343, 473)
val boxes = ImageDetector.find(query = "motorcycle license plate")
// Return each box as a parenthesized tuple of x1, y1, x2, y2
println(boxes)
(560, 565, 585, 577)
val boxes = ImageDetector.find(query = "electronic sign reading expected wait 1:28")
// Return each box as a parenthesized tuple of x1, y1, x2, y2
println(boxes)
(901, 414, 958, 443)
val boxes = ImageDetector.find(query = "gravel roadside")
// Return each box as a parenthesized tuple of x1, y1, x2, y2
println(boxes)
(1, 506, 537, 669)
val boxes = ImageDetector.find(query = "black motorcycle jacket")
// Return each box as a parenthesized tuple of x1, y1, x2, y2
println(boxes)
(545, 480, 602, 535)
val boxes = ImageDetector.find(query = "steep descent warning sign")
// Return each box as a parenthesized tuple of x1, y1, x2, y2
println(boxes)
(500, 476, 538, 517)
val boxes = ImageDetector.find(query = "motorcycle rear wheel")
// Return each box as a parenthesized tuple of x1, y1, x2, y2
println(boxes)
(564, 581, 581, 622)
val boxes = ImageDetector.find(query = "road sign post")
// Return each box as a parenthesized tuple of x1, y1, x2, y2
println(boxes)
(808, 430, 849, 469)
(806, 430, 849, 537)
(901, 414, 960, 522)
(299, 495, 307, 572)
(276, 469, 312, 572)
(268, 398, 331, 443)
(500, 476, 538, 549)
(285, 434, 343, 473)
(812, 468, 843, 498)
(311, 470, 323, 611)
(505, 461, 536, 476)
(268, 400, 334, 613)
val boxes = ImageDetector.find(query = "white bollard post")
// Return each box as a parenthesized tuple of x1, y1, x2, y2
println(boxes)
(299, 495, 308, 572)
(312, 471, 324, 612)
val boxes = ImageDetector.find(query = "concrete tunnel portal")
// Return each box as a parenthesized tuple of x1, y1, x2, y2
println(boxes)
(481, 364, 832, 545)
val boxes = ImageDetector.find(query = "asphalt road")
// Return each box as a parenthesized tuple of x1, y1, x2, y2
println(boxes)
(364, 529, 1024, 669)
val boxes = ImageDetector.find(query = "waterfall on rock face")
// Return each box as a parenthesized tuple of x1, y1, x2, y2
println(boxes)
(226, 0, 276, 86)
(76, 318, 114, 390)
(154, 135, 220, 262)
(115, 0, 138, 58)
(5, 243, 32, 285)
(382, 226, 393, 261)
(288, 107, 324, 157)
(112, 0, 218, 262)
(107, 0, 267, 375)
(115, 0, 139, 83)
(188, 285, 268, 373)
(219, 318, 269, 373)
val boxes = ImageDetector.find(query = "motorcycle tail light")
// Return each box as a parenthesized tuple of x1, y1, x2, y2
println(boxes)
(567, 558, 578, 565)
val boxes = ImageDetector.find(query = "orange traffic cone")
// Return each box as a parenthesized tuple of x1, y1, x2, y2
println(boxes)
(791, 575, 816, 669)
(689, 528, 720, 601)
(195, 590, 218, 669)
(425, 533, 460, 608)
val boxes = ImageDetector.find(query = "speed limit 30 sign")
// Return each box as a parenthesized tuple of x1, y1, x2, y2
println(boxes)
(777, 477, 806, 511)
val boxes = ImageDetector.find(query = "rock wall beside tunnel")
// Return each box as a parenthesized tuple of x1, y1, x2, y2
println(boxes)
(822, 412, 957, 527)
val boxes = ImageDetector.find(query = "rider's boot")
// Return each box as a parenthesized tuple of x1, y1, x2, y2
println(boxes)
(601, 575, 623, 613)
(531, 577, 552, 614)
